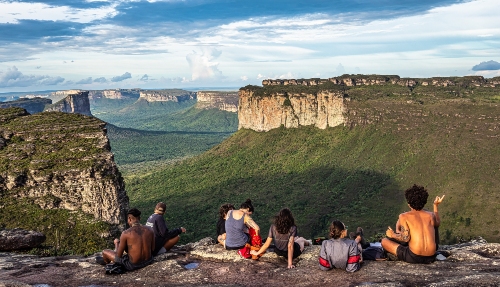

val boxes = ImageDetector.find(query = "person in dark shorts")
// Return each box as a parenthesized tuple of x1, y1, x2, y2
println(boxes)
(102, 208, 155, 271)
(146, 202, 186, 255)
(251, 208, 310, 268)
(381, 184, 445, 264)
(217, 203, 234, 246)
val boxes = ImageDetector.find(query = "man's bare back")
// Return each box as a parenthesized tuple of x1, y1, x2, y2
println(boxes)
(102, 208, 155, 271)
(118, 224, 154, 264)
(398, 210, 436, 256)
(381, 185, 444, 264)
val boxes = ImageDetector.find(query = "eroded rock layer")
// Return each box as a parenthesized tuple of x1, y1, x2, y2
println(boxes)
(0, 108, 128, 225)
(44, 91, 92, 116)
(196, 91, 238, 112)
(238, 89, 346, 131)
(139, 89, 196, 102)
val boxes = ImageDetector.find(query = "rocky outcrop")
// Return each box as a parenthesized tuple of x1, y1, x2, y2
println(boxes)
(139, 89, 196, 102)
(0, 108, 128, 225)
(0, 237, 499, 286)
(0, 98, 52, 114)
(0, 229, 46, 251)
(44, 91, 92, 116)
(238, 89, 347, 131)
(263, 75, 497, 88)
(196, 91, 238, 112)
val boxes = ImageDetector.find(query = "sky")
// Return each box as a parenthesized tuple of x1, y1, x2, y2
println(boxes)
(0, 0, 499, 92)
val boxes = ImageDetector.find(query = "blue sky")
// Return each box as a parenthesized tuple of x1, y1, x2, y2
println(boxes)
(0, 0, 499, 92)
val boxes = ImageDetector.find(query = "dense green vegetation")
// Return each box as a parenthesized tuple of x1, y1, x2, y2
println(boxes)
(107, 124, 233, 177)
(92, 98, 238, 132)
(125, 98, 500, 245)
(0, 197, 110, 256)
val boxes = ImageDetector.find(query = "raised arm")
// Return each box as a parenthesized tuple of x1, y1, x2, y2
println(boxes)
(433, 195, 445, 227)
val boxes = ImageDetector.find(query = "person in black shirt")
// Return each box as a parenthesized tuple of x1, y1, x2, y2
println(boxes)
(216, 203, 234, 246)
(145, 202, 186, 256)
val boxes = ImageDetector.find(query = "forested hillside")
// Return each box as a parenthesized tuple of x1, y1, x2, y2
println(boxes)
(126, 96, 500, 245)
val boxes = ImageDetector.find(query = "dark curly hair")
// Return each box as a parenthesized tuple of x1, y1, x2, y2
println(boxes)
(240, 198, 254, 213)
(274, 208, 295, 234)
(405, 184, 428, 210)
(218, 203, 234, 219)
(329, 220, 346, 239)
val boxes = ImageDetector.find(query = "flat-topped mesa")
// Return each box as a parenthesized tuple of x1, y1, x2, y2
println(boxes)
(139, 89, 196, 102)
(0, 108, 128, 226)
(44, 91, 92, 116)
(238, 88, 347, 132)
(262, 75, 497, 88)
(196, 91, 239, 112)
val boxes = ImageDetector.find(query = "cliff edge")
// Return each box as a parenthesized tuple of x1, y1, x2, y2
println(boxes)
(0, 107, 128, 225)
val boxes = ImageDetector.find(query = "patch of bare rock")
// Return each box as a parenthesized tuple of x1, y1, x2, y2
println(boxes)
(0, 229, 46, 252)
(1, 237, 500, 287)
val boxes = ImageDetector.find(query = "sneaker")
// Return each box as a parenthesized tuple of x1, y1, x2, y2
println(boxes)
(306, 239, 313, 246)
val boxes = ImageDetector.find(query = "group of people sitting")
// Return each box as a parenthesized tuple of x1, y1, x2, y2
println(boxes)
(101, 184, 445, 273)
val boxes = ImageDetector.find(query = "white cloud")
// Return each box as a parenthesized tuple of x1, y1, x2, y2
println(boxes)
(186, 48, 223, 81)
(0, 66, 64, 88)
(240, 76, 248, 81)
(0, 2, 118, 24)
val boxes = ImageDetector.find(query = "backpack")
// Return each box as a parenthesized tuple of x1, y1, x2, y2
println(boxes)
(362, 246, 387, 261)
(105, 263, 125, 275)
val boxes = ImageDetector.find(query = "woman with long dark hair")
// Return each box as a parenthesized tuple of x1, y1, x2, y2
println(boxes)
(251, 208, 310, 268)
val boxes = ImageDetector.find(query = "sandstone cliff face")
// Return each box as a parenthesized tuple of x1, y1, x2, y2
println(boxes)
(196, 91, 238, 112)
(238, 89, 346, 131)
(0, 108, 128, 225)
(44, 91, 92, 116)
(139, 89, 196, 102)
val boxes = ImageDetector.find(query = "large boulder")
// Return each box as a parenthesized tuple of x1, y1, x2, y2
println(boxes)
(0, 229, 46, 251)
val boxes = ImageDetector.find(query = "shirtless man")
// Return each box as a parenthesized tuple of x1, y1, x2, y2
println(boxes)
(381, 184, 445, 264)
(146, 202, 186, 255)
(102, 208, 155, 271)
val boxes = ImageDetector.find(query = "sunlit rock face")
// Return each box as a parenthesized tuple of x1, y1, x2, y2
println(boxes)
(44, 91, 92, 117)
(139, 90, 196, 102)
(238, 89, 347, 132)
(196, 91, 239, 112)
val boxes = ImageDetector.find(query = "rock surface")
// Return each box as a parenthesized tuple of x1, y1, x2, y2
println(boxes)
(0, 108, 128, 225)
(238, 89, 346, 131)
(1, 237, 499, 287)
(139, 89, 196, 102)
(196, 91, 239, 112)
(0, 229, 46, 251)
(44, 91, 92, 116)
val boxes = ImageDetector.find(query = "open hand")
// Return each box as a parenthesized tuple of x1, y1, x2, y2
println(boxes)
(250, 250, 259, 256)
(287, 265, 296, 269)
(434, 195, 445, 205)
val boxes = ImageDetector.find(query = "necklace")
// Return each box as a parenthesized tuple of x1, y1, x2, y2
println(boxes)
(132, 222, 141, 227)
